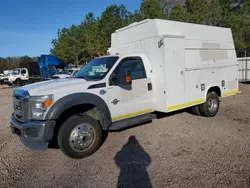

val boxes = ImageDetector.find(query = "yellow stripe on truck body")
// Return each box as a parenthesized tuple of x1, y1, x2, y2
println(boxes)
(111, 91, 241, 122)
(112, 108, 153, 121)
(222, 90, 241, 97)
(168, 90, 241, 112)
(168, 98, 205, 112)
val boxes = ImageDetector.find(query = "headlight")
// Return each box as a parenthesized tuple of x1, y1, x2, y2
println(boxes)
(30, 95, 54, 120)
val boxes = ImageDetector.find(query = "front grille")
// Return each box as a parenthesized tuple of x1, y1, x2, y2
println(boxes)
(13, 89, 30, 122)
(13, 97, 24, 122)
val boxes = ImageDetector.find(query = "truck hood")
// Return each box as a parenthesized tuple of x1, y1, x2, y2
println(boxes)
(19, 78, 98, 96)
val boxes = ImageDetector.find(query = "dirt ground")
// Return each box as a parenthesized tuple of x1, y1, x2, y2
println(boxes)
(0, 84, 250, 188)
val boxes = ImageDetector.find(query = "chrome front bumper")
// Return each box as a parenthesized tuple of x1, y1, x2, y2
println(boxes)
(10, 113, 56, 150)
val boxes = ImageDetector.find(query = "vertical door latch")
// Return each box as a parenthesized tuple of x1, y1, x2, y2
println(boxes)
(148, 83, 152, 91)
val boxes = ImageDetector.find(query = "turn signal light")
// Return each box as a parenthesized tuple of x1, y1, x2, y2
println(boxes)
(43, 100, 54, 108)
(126, 76, 132, 83)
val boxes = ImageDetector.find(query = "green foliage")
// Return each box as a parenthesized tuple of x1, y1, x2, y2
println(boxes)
(0, 56, 38, 73)
(50, 0, 250, 61)
(51, 4, 133, 64)
(0, 0, 249, 72)
(100, 5, 132, 50)
(140, 0, 165, 19)
(168, 4, 188, 22)
(0, 0, 248, 72)
(51, 25, 85, 65)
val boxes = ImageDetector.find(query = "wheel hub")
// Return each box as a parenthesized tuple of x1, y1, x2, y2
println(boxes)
(208, 98, 218, 112)
(69, 124, 94, 152)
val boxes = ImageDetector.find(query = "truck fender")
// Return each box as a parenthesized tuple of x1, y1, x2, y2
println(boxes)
(205, 85, 222, 99)
(45, 93, 112, 130)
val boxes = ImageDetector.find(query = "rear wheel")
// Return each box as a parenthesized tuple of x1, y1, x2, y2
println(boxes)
(191, 105, 201, 116)
(57, 115, 103, 159)
(199, 92, 220, 117)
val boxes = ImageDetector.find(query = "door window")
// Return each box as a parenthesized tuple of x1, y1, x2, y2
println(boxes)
(114, 57, 147, 80)
(21, 70, 26, 74)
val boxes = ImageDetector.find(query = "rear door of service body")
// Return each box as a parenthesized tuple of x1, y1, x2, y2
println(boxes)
(106, 56, 154, 122)
(163, 37, 186, 111)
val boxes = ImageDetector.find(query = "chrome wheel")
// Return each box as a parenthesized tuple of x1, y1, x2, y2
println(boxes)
(69, 123, 95, 152)
(208, 98, 218, 113)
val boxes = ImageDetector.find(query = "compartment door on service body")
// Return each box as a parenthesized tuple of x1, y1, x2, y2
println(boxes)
(164, 37, 186, 111)
(107, 56, 154, 122)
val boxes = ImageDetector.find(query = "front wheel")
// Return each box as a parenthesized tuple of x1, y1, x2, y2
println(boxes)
(16, 79, 21, 86)
(199, 92, 220, 117)
(58, 115, 103, 159)
(20, 80, 26, 86)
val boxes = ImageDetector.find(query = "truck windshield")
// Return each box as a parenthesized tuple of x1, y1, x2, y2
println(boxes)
(74, 56, 119, 80)
(12, 70, 20, 75)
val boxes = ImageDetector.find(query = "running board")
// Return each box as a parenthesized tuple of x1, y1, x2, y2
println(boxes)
(109, 113, 156, 131)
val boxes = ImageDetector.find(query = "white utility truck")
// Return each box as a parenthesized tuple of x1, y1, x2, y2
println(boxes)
(4, 68, 29, 86)
(0, 70, 13, 85)
(10, 19, 240, 159)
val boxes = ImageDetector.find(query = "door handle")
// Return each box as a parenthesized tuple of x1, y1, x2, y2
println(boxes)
(111, 99, 120, 105)
(147, 83, 152, 91)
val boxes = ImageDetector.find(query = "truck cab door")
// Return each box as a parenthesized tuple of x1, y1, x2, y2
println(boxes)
(106, 56, 154, 122)
(21, 69, 29, 80)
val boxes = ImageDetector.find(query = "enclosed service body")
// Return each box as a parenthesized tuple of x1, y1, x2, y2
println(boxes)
(109, 19, 239, 114)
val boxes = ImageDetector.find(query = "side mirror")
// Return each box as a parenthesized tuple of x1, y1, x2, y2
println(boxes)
(111, 69, 132, 86)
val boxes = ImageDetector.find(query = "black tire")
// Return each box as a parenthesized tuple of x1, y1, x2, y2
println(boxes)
(57, 115, 103, 159)
(16, 79, 21, 86)
(8, 83, 12, 86)
(191, 105, 201, 116)
(199, 91, 220, 117)
(20, 80, 26, 86)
